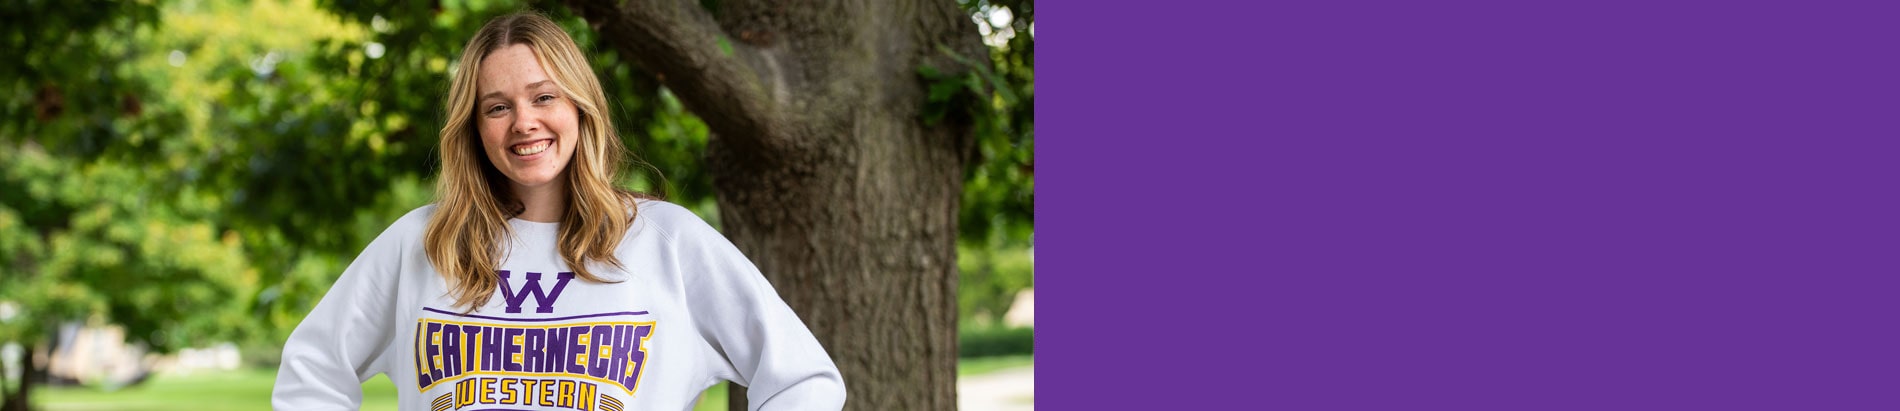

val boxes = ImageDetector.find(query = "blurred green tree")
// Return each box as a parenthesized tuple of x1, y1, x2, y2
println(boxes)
(952, 0, 1036, 335)
(0, 0, 391, 407)
(0, 1, 231, 408)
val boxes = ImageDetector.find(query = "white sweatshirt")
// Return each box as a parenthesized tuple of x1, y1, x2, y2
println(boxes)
(273, 200, 845, 411)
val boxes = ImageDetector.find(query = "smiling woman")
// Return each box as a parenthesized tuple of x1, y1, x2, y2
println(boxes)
(426, 12, 635, 316)
(474, 46, 581, 223)
(271, 11, 846, 411)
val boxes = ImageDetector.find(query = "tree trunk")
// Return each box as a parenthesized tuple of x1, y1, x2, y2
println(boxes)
(0, 345, 10, 411)
(562, 0, 985, 409)
(1, 342, 33, 411)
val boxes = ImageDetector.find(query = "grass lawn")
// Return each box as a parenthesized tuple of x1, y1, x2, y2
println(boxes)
(34, 368, 399, 411)
(958, 354, 1034, 377)
(33, 356, 1030, 410)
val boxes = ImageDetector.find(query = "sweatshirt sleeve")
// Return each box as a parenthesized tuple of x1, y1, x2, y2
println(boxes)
(272, 224, 406, 410)
(666, 207, 847, 410)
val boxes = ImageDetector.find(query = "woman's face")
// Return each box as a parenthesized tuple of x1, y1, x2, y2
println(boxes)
(476, 44, 581, 192)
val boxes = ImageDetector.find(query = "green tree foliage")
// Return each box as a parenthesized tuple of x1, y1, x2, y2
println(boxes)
(952, 0, 1035, 246)
(0, 0, 164, 158)
(947, 0, 1036, 330)
(0, 147, 257, 351)
(0, 3, 358, 380)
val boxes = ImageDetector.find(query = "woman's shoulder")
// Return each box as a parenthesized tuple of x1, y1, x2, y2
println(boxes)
(631, 199, 716, 241)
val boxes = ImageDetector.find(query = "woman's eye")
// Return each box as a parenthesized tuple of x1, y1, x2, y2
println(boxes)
(535, 94, 556, 103)
(485, 105, 508, 115)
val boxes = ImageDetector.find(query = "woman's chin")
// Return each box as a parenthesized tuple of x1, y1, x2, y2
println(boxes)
(505, 174, 563, 190)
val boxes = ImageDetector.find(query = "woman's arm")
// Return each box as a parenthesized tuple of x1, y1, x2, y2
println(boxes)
(667, 206, 848, 410)
(271, 227, 405, 410)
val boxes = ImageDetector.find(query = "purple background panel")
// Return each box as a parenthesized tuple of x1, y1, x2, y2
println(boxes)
(1044, 1, 1900, 409)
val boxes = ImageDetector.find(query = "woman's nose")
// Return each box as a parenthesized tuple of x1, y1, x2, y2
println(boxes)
(512, 111, 539, 135)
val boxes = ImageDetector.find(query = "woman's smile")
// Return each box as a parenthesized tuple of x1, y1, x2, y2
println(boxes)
(511, 139, 552, 156)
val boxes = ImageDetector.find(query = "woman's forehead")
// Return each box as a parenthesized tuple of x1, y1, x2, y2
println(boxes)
(477, 44, 553, 95)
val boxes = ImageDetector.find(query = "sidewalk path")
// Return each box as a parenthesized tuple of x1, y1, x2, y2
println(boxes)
(958, 365, 1035, 411)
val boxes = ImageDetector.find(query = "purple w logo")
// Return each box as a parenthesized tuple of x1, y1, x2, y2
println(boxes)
(497, 271, 575, 313)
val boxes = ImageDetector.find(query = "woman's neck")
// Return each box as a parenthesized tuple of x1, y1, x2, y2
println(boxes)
(511, 178, 568, 223)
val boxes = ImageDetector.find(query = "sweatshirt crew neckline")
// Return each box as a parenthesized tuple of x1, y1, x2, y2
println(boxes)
(508, 217, 561, 232)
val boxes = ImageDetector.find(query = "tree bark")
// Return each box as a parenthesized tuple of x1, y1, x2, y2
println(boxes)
(0, 345, 11, 411)
(1, 342, 32, 411)
(562, 0, 985, 409)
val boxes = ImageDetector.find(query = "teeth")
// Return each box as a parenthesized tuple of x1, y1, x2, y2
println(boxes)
(511, 140, 550, 156)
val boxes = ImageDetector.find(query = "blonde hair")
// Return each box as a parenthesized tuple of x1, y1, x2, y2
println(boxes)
(425, 11, 641, 311)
